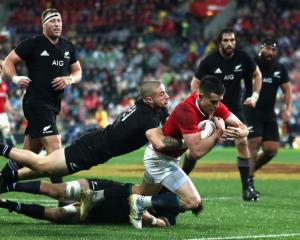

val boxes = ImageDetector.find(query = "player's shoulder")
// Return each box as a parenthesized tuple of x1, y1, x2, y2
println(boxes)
(17, 35, 42, 46)
(276, 61, 287, 71)
(203, 50, 219, 61)
(59, 36, 74, 47)
(235, 49, 251, 58)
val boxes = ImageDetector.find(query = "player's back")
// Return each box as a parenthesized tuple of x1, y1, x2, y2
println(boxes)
(80, 99, 167, 157)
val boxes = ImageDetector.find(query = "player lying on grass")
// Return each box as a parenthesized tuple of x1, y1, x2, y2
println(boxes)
(0, 80, 185, 190)
(0, 178, 178, 227)
(81, 75, 249, 229)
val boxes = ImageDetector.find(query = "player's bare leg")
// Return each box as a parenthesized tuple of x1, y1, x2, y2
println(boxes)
(255, 141, 279, 170)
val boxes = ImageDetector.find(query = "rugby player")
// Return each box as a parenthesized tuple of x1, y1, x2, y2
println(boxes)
(246, 39, 292, 194)
(2, 8, 82, 186)
(190, 28, 262, 201)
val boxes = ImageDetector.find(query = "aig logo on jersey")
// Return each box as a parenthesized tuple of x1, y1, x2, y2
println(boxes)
(263, 77, 273, 83)
(223, 74, 234, 80)
(52, 60, 64, 66)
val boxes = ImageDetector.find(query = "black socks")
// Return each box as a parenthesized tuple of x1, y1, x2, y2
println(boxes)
(0, 143, 12, 158)
(237, 157, 250, 191)
(182, 154, 197, 175)
(0, 199, 45, 219)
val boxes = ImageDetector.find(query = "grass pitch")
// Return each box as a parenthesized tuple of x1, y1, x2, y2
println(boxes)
(0, 147, 299, 240)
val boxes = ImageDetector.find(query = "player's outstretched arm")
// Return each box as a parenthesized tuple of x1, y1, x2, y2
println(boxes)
(146, 128, 186, 151)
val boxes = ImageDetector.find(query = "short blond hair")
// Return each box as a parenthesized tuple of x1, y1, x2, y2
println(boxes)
(139, 81, 162, 99)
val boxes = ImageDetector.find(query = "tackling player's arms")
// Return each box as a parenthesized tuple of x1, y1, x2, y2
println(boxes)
(146, 128, 186, 151)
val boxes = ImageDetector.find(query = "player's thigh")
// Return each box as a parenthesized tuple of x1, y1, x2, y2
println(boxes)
(41, 148, 69, 175)
(40, 134, 62, 154)
(23, 135, 44, 153)
(138, 181, 162, 196)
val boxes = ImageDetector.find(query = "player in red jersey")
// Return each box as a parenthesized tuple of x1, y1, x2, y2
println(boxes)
(126, 75, 249, 228)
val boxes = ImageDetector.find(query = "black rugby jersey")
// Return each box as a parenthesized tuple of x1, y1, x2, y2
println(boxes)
(195, 49, 256, 109)
(15, 34, 78, 111)
(255, 56, 289, 112)
(81, 99, 168, 157)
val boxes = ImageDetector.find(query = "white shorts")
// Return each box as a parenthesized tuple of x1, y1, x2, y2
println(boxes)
(143, 144, 189, 193)
(0, 113, 10, 129)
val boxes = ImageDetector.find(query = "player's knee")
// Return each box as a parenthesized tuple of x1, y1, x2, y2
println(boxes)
(236, 138, 248, 150)
(184, 195, 201, 209)
(264, 147, 278, 158)
(46, 208, 64, 223)
(2, 126, 11, 137)
(191, 201, 204, 216)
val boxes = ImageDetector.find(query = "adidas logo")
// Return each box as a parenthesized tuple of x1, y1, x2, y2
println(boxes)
(214, 68, 222, 74)
(234, 64, 242, 72)
(40, 50, 49, 56)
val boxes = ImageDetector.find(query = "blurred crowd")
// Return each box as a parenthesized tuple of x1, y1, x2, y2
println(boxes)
(0, 0, 299, 147)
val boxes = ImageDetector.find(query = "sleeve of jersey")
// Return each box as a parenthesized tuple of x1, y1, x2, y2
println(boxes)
(174, 106, 199, 135)
(69, 43, 79, 64)
(14, 39, 33, 60)
(214, 102, 231, 120)
(195, 58, 209, 80)
(243, 52, 257, 74)
(280, 65, 290, 84)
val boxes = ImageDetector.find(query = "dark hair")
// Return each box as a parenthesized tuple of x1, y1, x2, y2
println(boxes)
(200, 75, 225, 96)
(261, 39, 277, 49)
(41, 8, 60, 22)
(217, 28, 236, 44)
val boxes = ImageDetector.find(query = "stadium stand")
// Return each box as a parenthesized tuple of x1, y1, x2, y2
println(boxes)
(0, 0, 299, 147)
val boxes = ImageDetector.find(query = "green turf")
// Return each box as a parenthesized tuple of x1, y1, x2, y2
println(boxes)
(0, 147, 299, 240)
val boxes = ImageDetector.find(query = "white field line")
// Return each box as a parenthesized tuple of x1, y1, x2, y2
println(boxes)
(2, 198, 300, 240)
(186, 233, 300, 240)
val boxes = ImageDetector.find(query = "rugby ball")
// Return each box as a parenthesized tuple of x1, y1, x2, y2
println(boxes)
(198, 120, 216, 139)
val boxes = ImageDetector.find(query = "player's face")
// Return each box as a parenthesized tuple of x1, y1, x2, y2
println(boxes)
(199, 92, 223, 115)
(43, 16, 62, 39)
(220, 33, 236, 56)
(151, 84, 169, 110)
(260, 46, 277, 62)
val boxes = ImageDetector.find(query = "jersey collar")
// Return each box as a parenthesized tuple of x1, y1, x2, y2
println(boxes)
(195, 98, 207, 117)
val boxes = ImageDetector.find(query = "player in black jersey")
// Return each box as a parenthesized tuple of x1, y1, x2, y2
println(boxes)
(245, 39, 292, 195)
(0, 178, 174, 227)
(0, 81, 184, 186)
(189, 28, 262, 201)
(2, 9, 82, 185)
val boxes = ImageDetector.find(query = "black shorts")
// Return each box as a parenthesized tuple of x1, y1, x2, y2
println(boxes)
(86, 179, 132, 224)
(245, 109, 279, 141)
(87, 178, 133, 191)
(23, 102, 59, 139)
(64, 135, 112, 174)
